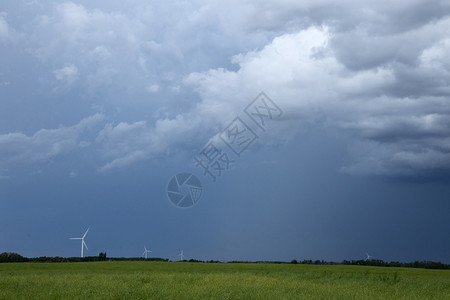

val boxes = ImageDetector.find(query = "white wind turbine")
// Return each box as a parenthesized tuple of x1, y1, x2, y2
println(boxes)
(143, 246, 152, 259)
(69, 228, 89, 258)
(178, 250, 185, 261)
(365, 252, 373, 261)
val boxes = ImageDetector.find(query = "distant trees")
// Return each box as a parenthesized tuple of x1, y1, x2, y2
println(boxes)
(0, 252, 27, 263)
(340, 259, 449, 270)
(32, 256, 68, 263)
(98, 252, 107, 261)
(1, 251, 448, 270)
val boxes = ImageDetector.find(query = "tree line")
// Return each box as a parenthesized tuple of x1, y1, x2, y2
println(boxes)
(1, 252, 448, 270)
(0, 252, 167, 263)
(289, 259, 449, 270)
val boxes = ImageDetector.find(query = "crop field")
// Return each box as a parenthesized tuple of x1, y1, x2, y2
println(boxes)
(0, 261, 449, 299)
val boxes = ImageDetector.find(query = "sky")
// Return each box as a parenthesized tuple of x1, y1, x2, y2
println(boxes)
(0, 0, 449, 263)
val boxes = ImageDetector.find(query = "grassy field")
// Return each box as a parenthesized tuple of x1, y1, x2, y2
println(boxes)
(0, 261, 449, 299)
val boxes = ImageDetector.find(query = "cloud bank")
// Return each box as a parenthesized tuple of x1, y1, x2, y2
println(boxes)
(0, 114, 103, 173)
(185, 20, 450, 177)
(1, 0, 450, 179)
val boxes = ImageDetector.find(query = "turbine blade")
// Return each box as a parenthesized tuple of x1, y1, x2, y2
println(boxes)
(83, 240, 88, 250)
(70, 238, 82, 240)
(82, 228, 90, 239)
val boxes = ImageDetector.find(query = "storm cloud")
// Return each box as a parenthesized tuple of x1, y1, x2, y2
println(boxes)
(2, 0, 449, 178)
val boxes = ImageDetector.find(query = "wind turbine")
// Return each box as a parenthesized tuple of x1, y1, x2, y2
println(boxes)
(143, 246, 152, 259)
(178, 250, 185, 261)
(69, 228, 89, 258)
(365, 252, 373, 261)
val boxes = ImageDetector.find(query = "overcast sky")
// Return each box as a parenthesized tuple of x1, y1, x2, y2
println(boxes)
(1, 0, 449, 263)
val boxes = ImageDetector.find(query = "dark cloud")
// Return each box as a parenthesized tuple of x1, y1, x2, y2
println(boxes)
(1, 0, 449, 180)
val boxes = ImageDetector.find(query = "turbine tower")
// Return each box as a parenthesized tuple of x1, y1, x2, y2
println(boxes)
(178, 250, 184, 261)
(69, 228, 89, 258)
(143, 246, 152, 259)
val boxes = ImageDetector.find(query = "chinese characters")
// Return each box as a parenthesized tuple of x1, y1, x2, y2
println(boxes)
(194, 92, 283, 183)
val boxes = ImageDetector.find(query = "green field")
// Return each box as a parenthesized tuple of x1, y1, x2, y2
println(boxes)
(0, 261, 448, 299)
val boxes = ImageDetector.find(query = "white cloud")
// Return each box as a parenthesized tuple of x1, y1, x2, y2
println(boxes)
(0, 114, 104, 171)
(93, 18, 450, 177)
(146, 84, 159, 93)
(94, 28, 333, 171)
(78, 141, 90, 147)
(27, 2, 148, 92)
(96, 114, 205, 171)
(17, 1, 279, 96)
(89, 46, 112, 60)
(184, 22, 450, 178)
(97, 150, 148, 172)
(0, 12, 9, 39)
(54, 64, 78, 85)
(56, 2, 89, 31)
